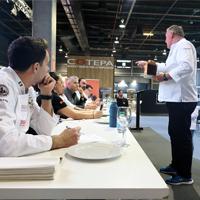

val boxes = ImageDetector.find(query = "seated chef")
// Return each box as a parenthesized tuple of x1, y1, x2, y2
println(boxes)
(0, 36, 80, 157)
(36, 72, 103, 120)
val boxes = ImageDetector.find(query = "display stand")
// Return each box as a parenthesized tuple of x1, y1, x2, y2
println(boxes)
(130, 90, 145, 130)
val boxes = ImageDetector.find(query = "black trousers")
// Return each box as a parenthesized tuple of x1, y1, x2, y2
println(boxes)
(166, 102, 197, 179)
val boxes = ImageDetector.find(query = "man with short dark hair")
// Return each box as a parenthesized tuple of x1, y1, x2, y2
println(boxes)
(78, 78, 87, 90)
(84, 84, 93, 103)
(0, 36, 80, 157)
(117, 90, 129, 107)
(77, 77, 88, 100)
(84, 84, 101, 108)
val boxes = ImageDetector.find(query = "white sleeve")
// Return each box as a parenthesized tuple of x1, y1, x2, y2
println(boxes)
(169, 43, 195, 82)
(60, 94, 76, 109)
(83, 92, 88, 99)
(29, 87, 59, 135)
(156, 62, 166, 73)
(0, 84, 53, 157)
(75, 90, 81, 100)
(85, 98, 93, 105)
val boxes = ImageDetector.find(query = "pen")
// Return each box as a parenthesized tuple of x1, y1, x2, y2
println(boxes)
(66, 126, 85, 135)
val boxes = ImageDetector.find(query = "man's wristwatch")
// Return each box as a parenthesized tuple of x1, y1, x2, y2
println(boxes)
(40, 95, 53, 100)
(163, 73, 168, 81)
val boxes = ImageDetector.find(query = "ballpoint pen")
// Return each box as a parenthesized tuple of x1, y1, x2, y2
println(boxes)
(66, 126, 85, 135)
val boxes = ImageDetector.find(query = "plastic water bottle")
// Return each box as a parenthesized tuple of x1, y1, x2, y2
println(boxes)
(109, 101, 118, 127)
(117, 121, 124, 133)
(106, 97, 111, 109)
(103, 97, 107, 106)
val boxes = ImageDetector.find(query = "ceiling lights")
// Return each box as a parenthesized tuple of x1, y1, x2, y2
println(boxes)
(119, 19, 125, 28)
(132, 80, 137, 86)
(114, 37, 119, 44)
(154, 55, 157, 61)
(65, 53, 68, 58)
(197, 57, 199, 62)
(117, 60, 131, 63)
(59, 45, 63, 52)
(143, 33, 154, 36)
(118, 80, 128, 87)
(163, 49, 167, 55)
(112, 47, 116, 53)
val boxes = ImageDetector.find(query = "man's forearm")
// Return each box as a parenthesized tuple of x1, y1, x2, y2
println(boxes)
(41, 99, 53, 117)
(74, 107, 82, 110)
(51, 135, 63, 149)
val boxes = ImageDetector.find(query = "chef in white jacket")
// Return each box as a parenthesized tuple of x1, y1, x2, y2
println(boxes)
(0, 36, 80, 157)
(136, 25, 197, 185)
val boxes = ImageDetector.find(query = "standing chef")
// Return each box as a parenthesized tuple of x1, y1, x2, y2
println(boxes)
(0, 36, 80, 157)
(136, 25, 197, 185)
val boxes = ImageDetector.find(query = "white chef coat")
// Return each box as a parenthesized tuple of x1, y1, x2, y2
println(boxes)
(85, 97, 93, 105)
(59, 94, 76, 109)
(0, 67, 59, 157)
(156, 38, 198, 102)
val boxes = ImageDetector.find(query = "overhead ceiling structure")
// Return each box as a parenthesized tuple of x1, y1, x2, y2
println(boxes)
(0, 0, 200, 65)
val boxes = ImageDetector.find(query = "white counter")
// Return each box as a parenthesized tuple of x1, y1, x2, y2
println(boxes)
(0, 120, 168, 199)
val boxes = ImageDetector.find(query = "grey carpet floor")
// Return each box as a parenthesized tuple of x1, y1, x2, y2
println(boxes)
(131, 127, 200, 200)
(129, 116, 200, 162)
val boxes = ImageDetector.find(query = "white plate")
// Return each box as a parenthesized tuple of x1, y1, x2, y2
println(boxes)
(102, 113, 110, 117)
(140, 74, 154, 79)
(94, 118, 109, 124)
(102, 110, 110, 116)
(66, 142, 122, 160)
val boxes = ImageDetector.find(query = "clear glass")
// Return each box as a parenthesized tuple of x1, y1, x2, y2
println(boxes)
(117, 107, 132, 147)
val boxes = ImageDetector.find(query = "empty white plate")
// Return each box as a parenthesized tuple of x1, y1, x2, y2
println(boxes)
(66, 142, 122, 160)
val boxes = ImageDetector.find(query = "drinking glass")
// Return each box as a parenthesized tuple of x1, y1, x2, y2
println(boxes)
(117, 107, 132, 147)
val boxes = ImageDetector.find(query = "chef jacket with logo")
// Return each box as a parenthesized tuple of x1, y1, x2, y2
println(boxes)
(0, 67, 58, 157)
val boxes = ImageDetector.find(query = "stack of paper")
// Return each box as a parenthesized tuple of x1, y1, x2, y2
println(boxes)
(0, 156, 61, 180)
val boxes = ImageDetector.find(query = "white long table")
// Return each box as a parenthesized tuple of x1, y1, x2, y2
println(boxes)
(0, 119, 169, 199)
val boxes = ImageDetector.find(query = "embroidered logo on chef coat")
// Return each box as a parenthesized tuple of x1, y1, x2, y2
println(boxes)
(28, 99, 34, 110)
(18, 81, 23, 87)
(0, 85, 9, 97)
(21, 105, 27, 111)
(19, 120, 26, 126)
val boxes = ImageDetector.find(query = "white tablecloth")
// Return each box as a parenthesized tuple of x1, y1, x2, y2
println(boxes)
(0, 119, 168, 199)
